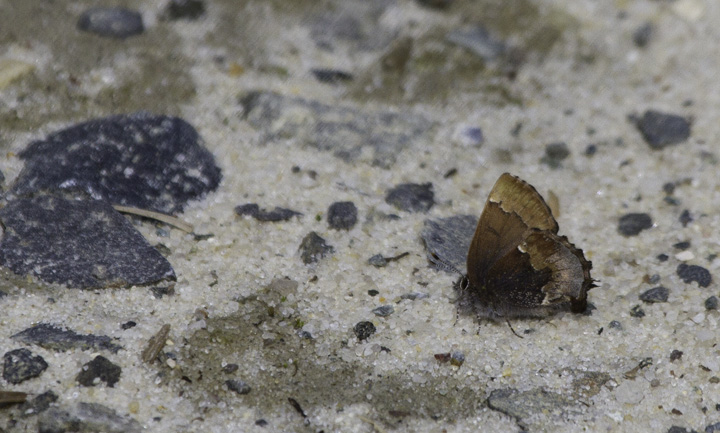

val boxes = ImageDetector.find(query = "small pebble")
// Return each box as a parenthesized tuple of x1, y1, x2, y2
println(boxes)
(633, 110, 691, 149)
(311, 69, 354, 84)
(385, 183, 435, 212)
(632, 22, 653, 47)
(367, 289, 379, 297)
(226, 379, 252, 395)
(618, 213, 653, 236)
(608, 320, 623, 330)
(541, 142, 570, 168)
(400, 292, 429, 301)
(461, 127, 484, 146)
(298, 232, 334, 264)
(368, 254, 388, 268)
(77, 7, 144, 39)
(2, 348, 49, 384)
(121, 321, 137, 330)
(657, 254, 669, 262)
(679, 209, 693, 227)
(585, 144, 597, 156)
(372, 305, 394, 317)
(327, 201, 358, 230)
(222, 364, 239, 374)
(630, 305, 645, 318)
(669, 349, 683, 362)
(162, 0, 205, 20)
(705, 296, 718, 311)
(676, 263, 712, 288)
(353, 321, 376, 341)
(673, 241, 691, 250)
(639, 286, 669, 303)
(76, 355, 122, 387)
(450, 351, 465, 367)
(255, 419, 268, 427)
(235, 204, 302, 222)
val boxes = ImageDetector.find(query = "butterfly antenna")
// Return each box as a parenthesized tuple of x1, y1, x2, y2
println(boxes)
(427, 252, 464, 277)
(506, 319, 524, 339)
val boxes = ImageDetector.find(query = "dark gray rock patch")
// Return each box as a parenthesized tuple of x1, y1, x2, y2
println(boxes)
(11, 113, 221, 215)
(677, 264, 712, 288)
(541, 142, 570, 168)
(299, 232, 334, 264)
(422, 215, 477, 274)
(3, 348, 49, 384)
(353, 321, 376, 341)
(639, 286, 669, 303)
(311, 69, 354, 84)
(240, 91, 434, 168)
(327, 201, 358, 230)
(385, 183, 435, 212)
(11, 323, 122, 353)
(76, 355, 122, 387)
(162, 0, 206, 21)
(77, 7, 144, 39)
(38, 402, 141, 433)
(632, 110, 691, 149)
(226, 379, 252, 395)
(235, 203, 302, 222)
(618, 213, 653, 237)
(0, 196, 175, 289)
(372, 305, 395, 317)
(18, 390, 58, 418)
(705, 296, 718, 310)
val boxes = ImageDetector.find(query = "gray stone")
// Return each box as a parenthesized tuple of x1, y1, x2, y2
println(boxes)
(372, 305, 394, 317)
(633, 110, 691, 149)
(327, 201, 358, 230)
(299, 232, 334, 264)
(677, 264, 712, 288)
(11, 323, 122, 353)
(618, 213, 653, 237)
(385, 183, 435, 212)
(2, 348, 48, 384)
(18, 390, 58, 418)
(235, 203, 302, 222)
(38, 402, 141, 433)
(77, 7, 144, 39)
(226, 379, 252, 395)
(639, 286, 669, 303)
(76, 355, 122, 387)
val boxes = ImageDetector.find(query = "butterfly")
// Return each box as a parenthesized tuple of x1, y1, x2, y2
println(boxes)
(446, 173, 595, 320)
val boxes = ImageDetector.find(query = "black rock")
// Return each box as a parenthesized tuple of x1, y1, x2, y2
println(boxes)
(630, 305, 645, 318)
(12, 113, 222, 215)
(121, 321, 137, 330)
(667, 427, 691, 433)
(680, 209, 693, 227)
(0, 196, 176, 289)
(226, 379, 252, 395)
(705, 296, 718, 311)
(416, 0, 453, 9)
(77, 355, 122, 387)
(585, 144, 597, 156)
(222, 363, 239, 374)
(240, 91, 433, 168)
(354, 321, 376, 341)
(235, 203, 302, 222)
(632, 22, 653, 47)
(327, 201, 358, 230)
(372, 305, 394, 317)
(657, 253, 669, 262)
(677, 264, 712, 288)
(385, 183, 435, 212)
(163, 0, 205, 20)
(77, 7, 144, 39)
(255, 419, 268, 427)
(38, 402, 142, 433)
(541, 142, 570, 168)
(367, 289, 380, 297)
(11, 323, 122, 353)
(633, 110, 691, 149)
(3, 348, 49, 384)
(18, 390, 58, 418)
(673, 241, 691, 250)
(618, 213, 653, 236)
(368, 254, 388, 267)
(639, 286, 669, 303)
(608, 320, 623, 330)
(299, 232, 334, 264)
(422, 215, 477, 274)
(311, 69, 354, 84)
(670, 349, 683, 362)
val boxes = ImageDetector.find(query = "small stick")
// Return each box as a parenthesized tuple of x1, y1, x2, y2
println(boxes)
(113, 205, 194, 233)
(141, 324, 171, 363)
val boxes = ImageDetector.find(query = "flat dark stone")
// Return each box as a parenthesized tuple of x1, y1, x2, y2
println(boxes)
(18, 390, 58, 418)
(422, 215, 477, 274)
(541, 142, 570, 168)
(77, 7, 144, 39)
(353, 321, 376, 341)
(0, 196, 175, 289)
(311, 68, 354, 84)
(327, 201, 358, 230)
(633, 110, 691, 149)
(240, 91, 433, 168)
(618, 213, 653, 236)
(3, 348, 49, 384)
(226, 379, 252, 395)
(234, 203, 302, 222)
(639, 286, 669, 303)
(299, 232, 334, 264)
(677, 263, 712, 288)
(11, 323, 122, 353)
(12, 113, 221, 215)
(38, 402, 141, 433)
(368, 254, 388, 267)
(76, 355, 122, 387)
(385, 183, 435, 212)
(705, 296, 718, 310)
(630, 305, 646, 318)
(162, 0, 205, 21)
(372, 305, 394, 317)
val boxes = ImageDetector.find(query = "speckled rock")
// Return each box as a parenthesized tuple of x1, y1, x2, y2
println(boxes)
(618, 213, 653, 237)
(298, 232, 334, 264)
(18, 390, 58, 418)
(11, 113, 221, 215)
(2, 348, 48, 384)
(327, 201, 358, 230)
(677, 264, 712, 288)
(77, 7, 144, 39)
(235, 203, 302, 222)
(353, 321, 376, 341)
(0, 196, 175, 289)
(639, 286, 669, 303)
(385, 183, 435, 212)
(226, 379, 252, 395)
(11, 323, 122, 353)
(38, 402, 141, 433)
(633, 110, 691, 149)
(76, 355, 122, 387)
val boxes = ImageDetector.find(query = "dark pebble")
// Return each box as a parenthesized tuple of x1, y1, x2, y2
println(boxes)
(585, 144, 597, 156)
(0, 290, 7, 299)
(541, 142, 570, 168)
(633, 110, 691, 149)
(327, 201, 358, 230)
(311, 68, 354, 84)
(463, 127, 484, 146)
(416, 0, 453, 9)
(222, 363, 239, 374)
(639, 286, 669, 303)
(673, 241, 691, 250)
(450, 351, 465, 367)
(354, 321, 376, 341)
(707, 422, 720, 433)
(77, 7, 144, 39)
(11, 323, 122, 353)
(255, 419, 268, 427)
(422, 215, 477, 273)
(372, 305, 394, 317)
(663, 182, 676, 195)
(705, 296, 718, 311)
(608, 320, 623, 330)
(368, 254, 388, 267)
(151, 285, 175, 299)
(400, 292, 429, 300)
(677, 264, 712, 288)
(38, 402, 142, 433)
(632, 22, 653, 47)
(630, 305, 645, 318)
(666, 427, 691, 433)
(226, 379, 252, 395)
(2, 348, 49, 384)
(657, 254, 669, 262)
(385, 183, 435, 212)
(298, 232, 334, 264)
(18, 390, 58, 418)
(162, 0, 205, 20)
(618, 213, 653, 236)
(680, 209, 693, 227)
(12, 113, 221, 215)
(235, 203, 302, 222)
(0, 196, 175, 289)
(121, 321, 137, 330)
(76, 355, 122, 387)
(669, 349, 683, 362)
(367, 289, 379, 297)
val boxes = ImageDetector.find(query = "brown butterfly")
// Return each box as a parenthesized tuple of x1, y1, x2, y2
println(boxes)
(453, 173, 595, 320)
